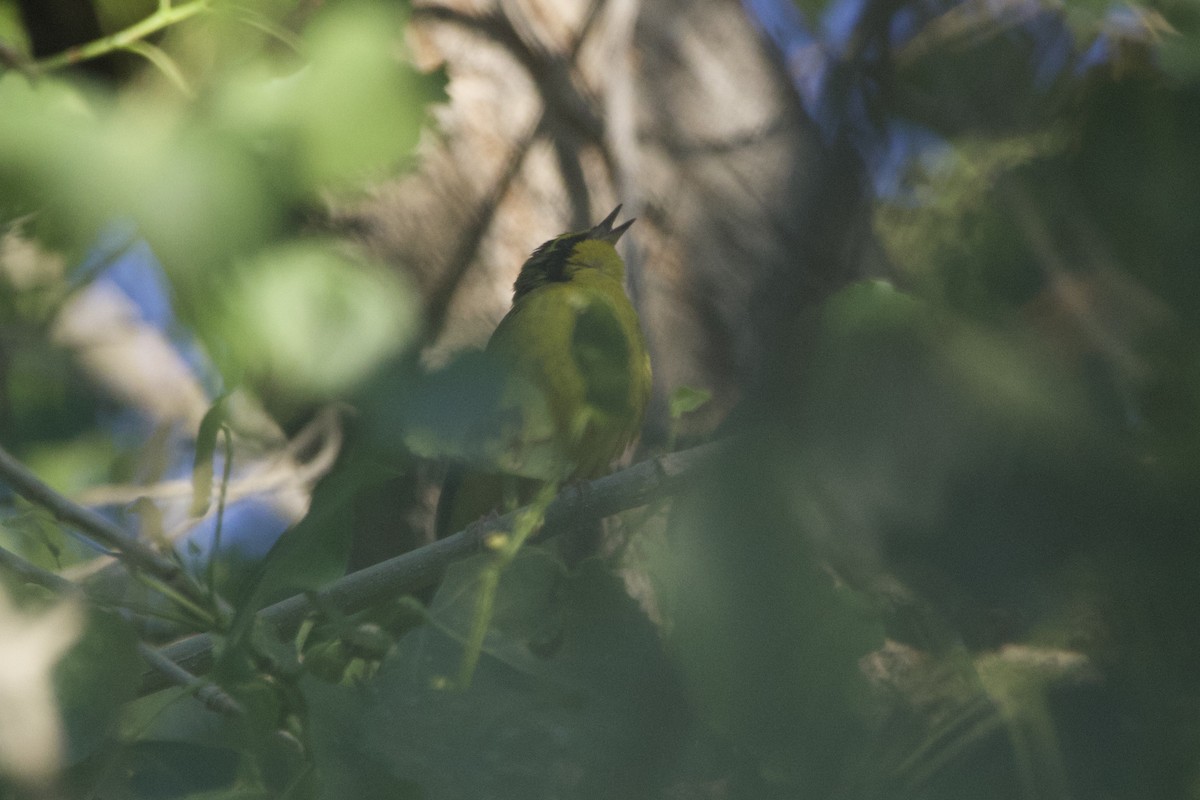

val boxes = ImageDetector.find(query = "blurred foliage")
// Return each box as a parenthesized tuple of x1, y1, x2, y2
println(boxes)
(221, 241, 417, 403)
(0, 1, 443, 792)
(303, 552, 685, 799)
(0, 0, 440, 402)
(0, 0, 1199, 798)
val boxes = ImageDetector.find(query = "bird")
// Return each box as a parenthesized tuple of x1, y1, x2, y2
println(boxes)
(435, 205, 652, 539)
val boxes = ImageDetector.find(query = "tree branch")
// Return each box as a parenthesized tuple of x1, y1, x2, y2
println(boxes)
(136, 642, 244, 717)
(0, 443, 223, 626)
(141, 441, 721, 694)
(0, 444, 182, 581)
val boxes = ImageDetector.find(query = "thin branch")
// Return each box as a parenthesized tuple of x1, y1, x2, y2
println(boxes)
(458, 482, 557, 688)
(0, 544, 78, 596)
(34, 0, 211, 72)
(136, 643, 244, 716)
(0, 541, 242, 715)
(0, 443, 183, 581)
(59, 408, 342, 591)
(0, 443, 227, 630)
(142, 441, 722, 693)
(221, 3, 306, 55)
(0, 542, 190, 628)
(74, 404, 343, 508)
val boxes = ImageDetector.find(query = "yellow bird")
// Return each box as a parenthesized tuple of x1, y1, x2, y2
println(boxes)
(436, 206, 652, 537)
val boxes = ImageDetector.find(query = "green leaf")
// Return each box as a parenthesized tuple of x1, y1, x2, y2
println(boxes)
(0, 70, 278, 272)
(668, 385, 712, 420)
(116, 741, 240, 798)
(654, 445, 885, 791)
(302, 552, 687, 799)
(223, 448, 399, 655)
(191, 395, 230, 518)
(55, 607, 141, 765)
(222, 241, 419, 401)
(215, 1, 445, 192)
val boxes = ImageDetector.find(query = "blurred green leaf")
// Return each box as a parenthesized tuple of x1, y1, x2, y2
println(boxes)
(303, 552, 686, 799)
(874, 134, 1064, 317)
(92, 0, 157, 34)
(117, 741, 241, 798)
(392, 350, 574, 480)
(655, 442, 885, 792)
(668, 385, 712, 419)
(55, 607, 141, 765)
(0, 71, 277, 271)
(112, 678, 304, 797)
(0, 0, 27, 55)
(191, 395, 230, 517)
(302, 679, 422, 800)
(367, 350, 508, 461)
(222, 241, 419, 400)
(216, 1, 444, 192)
(226, 452, 389, 643)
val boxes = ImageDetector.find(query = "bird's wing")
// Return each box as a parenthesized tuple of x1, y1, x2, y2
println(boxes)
(570, 297, 635, 417)
(563, 279, 650, 476)
(487, 277, 647, 476)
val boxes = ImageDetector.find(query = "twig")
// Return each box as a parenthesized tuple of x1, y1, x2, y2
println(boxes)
(142, 441, 722, 693)
(34, 1, 211, 72)
(136, 643, 243, 716)
(74, 404, 343, 508)
(0, 443, 226, 629)
(0, 443, 183, 582)
(60, 408, 342, 589)
(413, 5, 606, 144)
(0, 541, 243, 716)
(0, 544, 78, 596)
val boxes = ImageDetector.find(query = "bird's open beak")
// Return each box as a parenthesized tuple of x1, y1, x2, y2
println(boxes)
(593, 205, 635, 244)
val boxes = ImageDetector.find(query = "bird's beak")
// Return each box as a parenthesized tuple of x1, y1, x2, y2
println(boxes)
(593, 205, 635, 244)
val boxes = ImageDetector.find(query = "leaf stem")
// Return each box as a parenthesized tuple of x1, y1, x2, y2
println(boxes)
(455, 482, 558, 688)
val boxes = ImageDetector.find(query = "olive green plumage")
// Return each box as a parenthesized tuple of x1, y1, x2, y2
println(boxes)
(436, 206, 652, 537)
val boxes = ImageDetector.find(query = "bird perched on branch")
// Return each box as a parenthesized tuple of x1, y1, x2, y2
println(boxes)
(435, 206, 652, 538)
